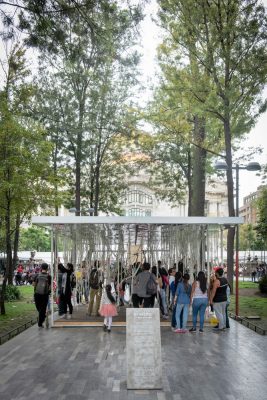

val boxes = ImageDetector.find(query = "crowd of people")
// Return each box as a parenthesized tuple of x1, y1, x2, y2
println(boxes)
(14, 263, 44, 286)
(29, 258, 239, 333)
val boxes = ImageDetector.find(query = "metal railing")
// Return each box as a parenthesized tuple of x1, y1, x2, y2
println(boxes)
(230, 313, 266, 335)
(0, 317, 38, 345)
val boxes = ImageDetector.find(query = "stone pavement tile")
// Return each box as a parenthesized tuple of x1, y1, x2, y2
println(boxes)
(0, 321, 267, 400)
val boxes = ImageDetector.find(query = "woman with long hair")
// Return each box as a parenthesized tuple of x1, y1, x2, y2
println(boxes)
(190, 270, 209, 333)
(174, 273, 191, 333)
(170, 271, 183, 330)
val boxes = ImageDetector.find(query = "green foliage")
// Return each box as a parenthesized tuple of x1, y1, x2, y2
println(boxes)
(19, 226, 51, 252)
(3, 285, 21, 301)
(255, 186, 267, 244)
(29, 1, 143, 215)
(259, 275, 267, 294)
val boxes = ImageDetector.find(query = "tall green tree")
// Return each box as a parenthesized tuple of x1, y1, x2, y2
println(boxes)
(19, 226, 51, 252)
(157, 0, 267, 288)
(31, 1, 143, 215)
(0, 43, 54, 314)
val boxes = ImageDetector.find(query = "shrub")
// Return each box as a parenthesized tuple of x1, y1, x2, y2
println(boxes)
(258, 275, 267, 294)
(4, 285, 21, 301)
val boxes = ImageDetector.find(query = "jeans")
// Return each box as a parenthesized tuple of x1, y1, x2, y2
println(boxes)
(160, 288, 168, 315)
(213, 301, 227, 329)
(175, 303, 189, 329)
(171, 302, 184, 328)
(192, 297, 208, 329)
(226, 303, 230, 328)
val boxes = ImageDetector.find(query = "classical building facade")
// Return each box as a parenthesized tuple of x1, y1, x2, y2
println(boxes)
(120, 171, 229, 218)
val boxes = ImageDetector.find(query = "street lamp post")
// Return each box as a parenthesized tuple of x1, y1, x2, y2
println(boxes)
(215, 161, 261, 316)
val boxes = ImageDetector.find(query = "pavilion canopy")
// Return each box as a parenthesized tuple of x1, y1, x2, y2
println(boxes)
(32, 215, 243, 265)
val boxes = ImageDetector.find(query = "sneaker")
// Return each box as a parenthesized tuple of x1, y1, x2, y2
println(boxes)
(162, 315, 169, 320)
(213, 328, 224, 333)
(181, 329, 188, 333)
(199, 329, 204, 333)
(171, 327, 176, 332)
(174, 329, 183, 333)
(189, 328, 197, 333)
(107, 328, 111, 333)
(103, 324, 107, 332)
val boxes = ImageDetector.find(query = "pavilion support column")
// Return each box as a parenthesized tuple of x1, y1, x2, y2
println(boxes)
(50, 226, 54, 328)
(206, 226, 210, 281)
(220, 226, 224, 266)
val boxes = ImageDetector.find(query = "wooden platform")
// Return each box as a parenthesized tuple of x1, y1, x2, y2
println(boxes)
(52, 303, 209, 328)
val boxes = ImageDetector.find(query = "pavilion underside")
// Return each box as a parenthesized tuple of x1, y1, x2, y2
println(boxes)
(32, 216, 243, 327)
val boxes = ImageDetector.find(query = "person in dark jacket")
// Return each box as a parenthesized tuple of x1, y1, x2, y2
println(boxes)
(210, 268, 229, 331)
(33, 263, 51, 328)
(135, 262, 157, 308)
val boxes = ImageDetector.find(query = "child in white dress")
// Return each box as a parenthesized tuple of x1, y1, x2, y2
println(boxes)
(99, 284, 117, 332)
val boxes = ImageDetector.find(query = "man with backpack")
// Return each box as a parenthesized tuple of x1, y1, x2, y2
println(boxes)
(87, 264, 103, 316)
(33, 263, 51, 328)
(135, 262, 157, 308)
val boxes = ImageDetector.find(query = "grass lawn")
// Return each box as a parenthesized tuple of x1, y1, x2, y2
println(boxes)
(230, 279, 267, 329)
(0, 286, 37, 337)
(237, 281, 260, 289)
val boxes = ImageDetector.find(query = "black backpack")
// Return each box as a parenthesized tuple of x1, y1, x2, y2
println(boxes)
(89, 270, 99, 289)
(146, 274, 157, 296)
(35, 273, 49, 295)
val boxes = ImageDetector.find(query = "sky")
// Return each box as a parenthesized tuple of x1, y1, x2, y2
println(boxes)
(139, 0, 267, 205)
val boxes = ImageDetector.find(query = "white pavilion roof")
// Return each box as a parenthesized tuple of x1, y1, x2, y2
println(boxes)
(32, 215, 243, 226)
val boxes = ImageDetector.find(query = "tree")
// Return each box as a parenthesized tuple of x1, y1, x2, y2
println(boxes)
(0, 42, 54, 314)
(30, 1, 143, 215)
(255, 186, 267, 248)
(157, 0, 267, 288)
(19, 226, 51, 252)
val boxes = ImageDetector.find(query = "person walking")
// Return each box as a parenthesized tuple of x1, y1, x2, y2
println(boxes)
(170, 271, 183, 331)
(189, 271, 209, 333)
(135, 262, 156, 308)
(210, 268, 229, 332)
(174, 273, 191, 333)
(87, 265, 102, 316)
(33, 263, 51, 328)
(57, 263, 67, 317)
(99, 284, 118, 333)
(159, 266, 169, 318)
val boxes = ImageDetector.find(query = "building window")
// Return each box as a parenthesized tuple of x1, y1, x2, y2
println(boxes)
(128, 208, 151, 217)
(124, 189, 153, 206)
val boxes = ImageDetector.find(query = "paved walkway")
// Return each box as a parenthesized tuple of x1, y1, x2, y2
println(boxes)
(0, 319, 266, 400)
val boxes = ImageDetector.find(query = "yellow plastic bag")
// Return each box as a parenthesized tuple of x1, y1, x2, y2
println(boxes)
(209, 314, 219, 326)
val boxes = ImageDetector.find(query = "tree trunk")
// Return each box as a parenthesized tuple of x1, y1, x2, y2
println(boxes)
(191, 116, 206, 216)
(187, 149, 192, 216)
(0, 276, 7, 315)
(75, 100, 85, 215)
(5, 203, 13, 285)
(94, 145, 102, 216)
(224, 116, 235, 290)
(12, 214, 20, 273)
